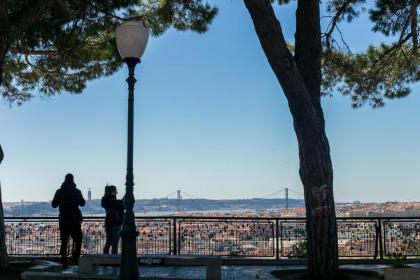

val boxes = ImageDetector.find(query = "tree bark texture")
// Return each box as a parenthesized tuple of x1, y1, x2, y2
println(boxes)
(244, 0, 338, 279)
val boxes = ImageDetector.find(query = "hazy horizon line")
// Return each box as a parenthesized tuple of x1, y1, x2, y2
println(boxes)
(3, 198, 419, 204)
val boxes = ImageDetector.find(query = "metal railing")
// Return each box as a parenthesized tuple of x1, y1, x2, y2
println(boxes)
(4, 216, 420, 259)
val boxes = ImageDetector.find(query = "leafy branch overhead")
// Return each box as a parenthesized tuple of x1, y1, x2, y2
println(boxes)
(321, 0, 419, 108)
(0, 0, 418, 108)
(0, 0, 218, 105)
(269, 0, 418, 108)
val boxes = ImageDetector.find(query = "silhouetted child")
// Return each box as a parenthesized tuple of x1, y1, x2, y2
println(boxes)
(101, 185, 124, 254)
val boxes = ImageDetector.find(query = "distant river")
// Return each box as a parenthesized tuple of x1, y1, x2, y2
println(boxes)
(136, 208, 282, 216)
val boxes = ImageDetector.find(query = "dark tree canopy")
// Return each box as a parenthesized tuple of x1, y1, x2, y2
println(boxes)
(0, 0, 417, 107)
(0, 0, 217, 105)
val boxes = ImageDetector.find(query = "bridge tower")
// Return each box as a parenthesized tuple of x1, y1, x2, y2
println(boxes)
(177, 189, 182, 212)
(285, 187, 289, 209)
(88, 188, 92, 201)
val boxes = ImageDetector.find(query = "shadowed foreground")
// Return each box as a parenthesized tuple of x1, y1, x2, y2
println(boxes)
(271, 268, 381, 280)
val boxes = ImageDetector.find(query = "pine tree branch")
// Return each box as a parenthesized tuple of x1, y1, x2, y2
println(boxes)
(88, 1, 126, 21)
(9, 48, 60, 55)
(410, 0, 418, 53)
(377, 34, 411, 64)
(324, 0, 355, 51)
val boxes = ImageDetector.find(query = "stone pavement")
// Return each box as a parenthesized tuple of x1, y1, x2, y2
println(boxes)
(63, 264, 409, 279)
(66, 265, 279, 279)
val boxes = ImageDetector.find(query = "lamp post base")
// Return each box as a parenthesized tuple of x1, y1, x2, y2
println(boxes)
(119, 230, 139, 280)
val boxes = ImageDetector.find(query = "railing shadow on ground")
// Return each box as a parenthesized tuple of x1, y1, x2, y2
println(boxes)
(4, 216, 420, 260)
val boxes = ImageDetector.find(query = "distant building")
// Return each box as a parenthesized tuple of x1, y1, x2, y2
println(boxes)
(88, 188, 92, 201)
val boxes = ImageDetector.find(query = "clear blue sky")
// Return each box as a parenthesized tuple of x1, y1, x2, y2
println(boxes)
(0, 1, 419, 202)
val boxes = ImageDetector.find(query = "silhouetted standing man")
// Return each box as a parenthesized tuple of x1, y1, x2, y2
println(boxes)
(52, 173, 85, 267)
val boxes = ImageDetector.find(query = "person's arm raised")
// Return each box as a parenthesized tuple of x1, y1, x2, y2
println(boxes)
(51, 190, 59, 208)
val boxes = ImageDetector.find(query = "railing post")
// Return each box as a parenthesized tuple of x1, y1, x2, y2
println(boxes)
(177, 219, 181, 255)
(375, 218, 384, 260)
(173, 218, 177, 255)
(275, 219, 279, 260)
(280, 221, 283, 258)
(374, 219, 379, 259)
(379, 218, 384, 260)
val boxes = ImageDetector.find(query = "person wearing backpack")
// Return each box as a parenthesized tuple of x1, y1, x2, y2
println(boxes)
(51, 173, 85, 268)
(101, 185, 124, 254)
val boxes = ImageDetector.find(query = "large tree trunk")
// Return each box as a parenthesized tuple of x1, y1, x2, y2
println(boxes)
(293, 109, 338, 279)
(0, 145, 8, 269)
(244, 0, 338, 279)
(294, 1, 338, 278)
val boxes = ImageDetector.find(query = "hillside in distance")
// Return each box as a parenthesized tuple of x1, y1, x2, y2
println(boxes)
(3, 198, 304, 216)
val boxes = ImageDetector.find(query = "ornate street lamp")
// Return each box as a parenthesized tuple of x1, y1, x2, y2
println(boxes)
(115, 20, 149, 280)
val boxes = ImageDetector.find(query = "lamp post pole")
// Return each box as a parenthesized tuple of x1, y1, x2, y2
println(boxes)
(119, 57, 140, 280)
(115, 20, 149, 280)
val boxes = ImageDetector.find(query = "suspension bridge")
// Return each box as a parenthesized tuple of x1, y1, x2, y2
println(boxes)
(161, 187, 304, 212)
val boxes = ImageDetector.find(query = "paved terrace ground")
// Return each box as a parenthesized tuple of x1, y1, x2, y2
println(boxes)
(4, 263, 419, 280)
(64, 264, 392, 279)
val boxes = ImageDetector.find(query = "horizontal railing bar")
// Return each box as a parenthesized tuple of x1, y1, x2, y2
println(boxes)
(4, 216, 420, 220)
